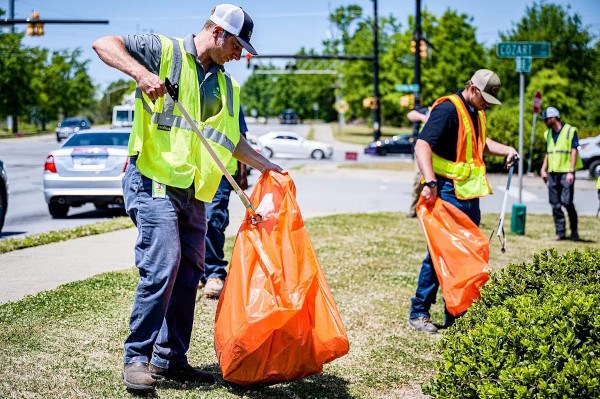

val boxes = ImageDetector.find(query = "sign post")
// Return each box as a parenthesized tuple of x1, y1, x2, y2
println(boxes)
(496, 41, 550, 235)
(527, 90, 543, 175)
(495, 42, 550, 198)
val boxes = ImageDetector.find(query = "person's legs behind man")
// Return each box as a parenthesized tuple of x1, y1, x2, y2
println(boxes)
(202, 176, 233, 298)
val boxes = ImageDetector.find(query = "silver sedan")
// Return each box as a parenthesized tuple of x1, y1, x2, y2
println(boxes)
(43, 128, 130, 218)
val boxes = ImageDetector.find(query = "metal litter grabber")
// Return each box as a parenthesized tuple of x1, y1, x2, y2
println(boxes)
(490, 164, 514, 253)
(164, 77, 261, 224)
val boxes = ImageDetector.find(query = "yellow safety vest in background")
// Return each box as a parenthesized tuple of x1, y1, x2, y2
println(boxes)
(430, 95, 492, 199)
(129, 35, 240, 202)
(544, 124, 583, 173)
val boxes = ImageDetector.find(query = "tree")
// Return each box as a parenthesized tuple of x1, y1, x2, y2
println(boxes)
(0, 32, 38, 133)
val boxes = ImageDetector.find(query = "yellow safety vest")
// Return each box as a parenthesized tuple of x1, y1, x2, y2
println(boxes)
(544, 124, 583, 173)
(129, 35, 240, 202)
(430, 95, 492, 199)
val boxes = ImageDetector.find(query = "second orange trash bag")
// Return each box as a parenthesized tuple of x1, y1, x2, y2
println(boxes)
(416, 197, 490, 316)
(214, 171, 349, 386)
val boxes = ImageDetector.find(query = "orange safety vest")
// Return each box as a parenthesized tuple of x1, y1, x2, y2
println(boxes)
(430, 94, 492, 199)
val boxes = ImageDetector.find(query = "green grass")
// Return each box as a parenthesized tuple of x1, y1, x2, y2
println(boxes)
(0, 217, 133, 254)
(0, 212, 598, 398)
(332, 123, 412, 145)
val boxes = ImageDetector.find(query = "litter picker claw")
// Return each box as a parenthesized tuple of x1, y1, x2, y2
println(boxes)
(490, 164, 515, 253)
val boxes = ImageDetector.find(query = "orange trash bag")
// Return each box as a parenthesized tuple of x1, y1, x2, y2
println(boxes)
(416, 197, 490, 316)
(214, 171, 350, 386)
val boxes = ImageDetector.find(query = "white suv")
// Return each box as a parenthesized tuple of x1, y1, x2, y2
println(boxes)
(579, 134, 600, 178)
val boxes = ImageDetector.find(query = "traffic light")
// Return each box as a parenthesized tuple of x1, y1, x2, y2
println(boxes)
(419, 40, 427, 58)
(27, 11, 44, 36)
(410, 40, 416, 54)
(245, 53, 252, 69)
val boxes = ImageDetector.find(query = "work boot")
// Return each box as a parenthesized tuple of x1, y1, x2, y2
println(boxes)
(571, 232, 580, 241)
(149, 363, 215, 384)
(203, 278, 224, 299)
(122, 362, 155, 392)
(407, 316, 438, 334)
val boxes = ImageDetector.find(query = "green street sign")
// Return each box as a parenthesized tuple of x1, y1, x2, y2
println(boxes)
(395, 83, 420, 92)
(516, 56, 532, 73)
(496, 42, 551, 58)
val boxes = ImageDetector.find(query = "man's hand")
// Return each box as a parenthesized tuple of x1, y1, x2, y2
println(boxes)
(541, 169, 549, 184)
(506, 149, 520, 168)
(421, 185, 437, 205)
(259, 161, 283, 174)
(566, 172, 575, 184)
(138, 71, 166, 101)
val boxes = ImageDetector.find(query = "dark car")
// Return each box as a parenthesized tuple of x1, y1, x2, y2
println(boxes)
(0, 159, 8, 234)
(278, 109, 299, 124)
(364, 134, 415, 156)
(55, 117, 92, 142)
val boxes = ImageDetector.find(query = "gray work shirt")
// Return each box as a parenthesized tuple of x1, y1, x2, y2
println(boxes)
(123, 33, 240, 123)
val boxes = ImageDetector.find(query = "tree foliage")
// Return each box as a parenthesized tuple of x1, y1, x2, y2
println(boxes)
(0, 26, 96, 133)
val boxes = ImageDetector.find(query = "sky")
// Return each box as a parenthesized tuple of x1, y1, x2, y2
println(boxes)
(4, 0, 600, 94)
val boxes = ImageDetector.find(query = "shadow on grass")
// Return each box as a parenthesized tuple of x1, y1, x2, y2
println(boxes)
(228, 373, 353, 399)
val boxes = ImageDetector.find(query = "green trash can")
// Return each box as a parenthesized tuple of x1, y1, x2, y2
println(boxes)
(511, 203, 526, 235)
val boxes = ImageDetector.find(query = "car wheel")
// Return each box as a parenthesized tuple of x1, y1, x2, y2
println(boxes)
(263, 147, 273, 159)
(589, 159, 600, 179)
(311, 149, 325, 160)
(56, 135, 62, 143)
(379, 149, 388, 156)
(94, 203, 109, 210)
(49, 203, 69, 218)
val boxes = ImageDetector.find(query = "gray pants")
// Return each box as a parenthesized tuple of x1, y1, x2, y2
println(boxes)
(547, 172, 578, 237)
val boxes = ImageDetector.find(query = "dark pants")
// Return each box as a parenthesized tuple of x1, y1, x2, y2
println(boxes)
(409, 176, 481, 327)
(122, 159, 205, 369)
(547, 172, 578, 237)
(203, 176, 233, 283)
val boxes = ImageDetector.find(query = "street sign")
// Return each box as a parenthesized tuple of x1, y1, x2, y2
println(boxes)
(496, 42, 551, 58)
(515, 56, 532, 73)
(533, 90, 542, 114)
(395, 83, 420, 92)
(334, 100, 349, 114)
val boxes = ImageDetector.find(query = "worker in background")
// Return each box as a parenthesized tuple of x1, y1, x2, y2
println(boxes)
(539, 106, 583, 241)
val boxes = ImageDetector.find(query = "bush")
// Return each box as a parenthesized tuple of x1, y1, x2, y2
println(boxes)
(424, 249, 600, 399)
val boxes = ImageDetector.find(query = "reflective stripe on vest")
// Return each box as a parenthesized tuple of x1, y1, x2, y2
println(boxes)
(430, 94, 492, 199)
(128, 35, 240, 202)
(545, 124, 583, 173)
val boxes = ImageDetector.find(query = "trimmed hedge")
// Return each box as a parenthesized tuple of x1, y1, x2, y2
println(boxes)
(424, 249, 600, 399)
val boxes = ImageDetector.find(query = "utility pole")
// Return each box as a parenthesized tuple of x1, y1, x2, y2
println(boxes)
(413, 0, 422, 108)
(8, 0, 15, 33)
(371, 0, 381, 141)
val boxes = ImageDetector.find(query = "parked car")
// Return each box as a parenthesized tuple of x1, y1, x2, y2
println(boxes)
(43, 128, 130, 218)
(257, 131, 333, 160)
(364, 134, 415, 156)
(0, 159, 9, 234)
(579, 134, 600, 178)
(278, 109, 299, 124)
(55, 117, 91, 142)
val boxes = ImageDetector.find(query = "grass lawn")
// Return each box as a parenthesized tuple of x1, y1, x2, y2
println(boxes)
(0, 213, 598, 398)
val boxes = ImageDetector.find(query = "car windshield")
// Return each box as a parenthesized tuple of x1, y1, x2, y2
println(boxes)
(63, 132, 130, 147)
(60, 119, 85, 127)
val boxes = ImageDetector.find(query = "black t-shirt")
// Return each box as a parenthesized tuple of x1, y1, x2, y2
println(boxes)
(418, 91, 480, 162)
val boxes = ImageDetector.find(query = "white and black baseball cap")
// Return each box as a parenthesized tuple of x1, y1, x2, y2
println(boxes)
(209, 4, 257, 55)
